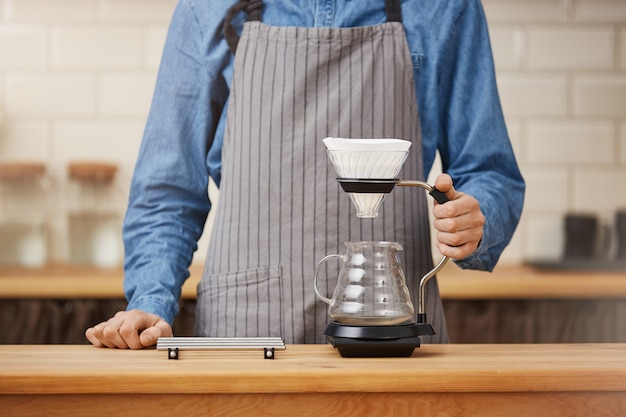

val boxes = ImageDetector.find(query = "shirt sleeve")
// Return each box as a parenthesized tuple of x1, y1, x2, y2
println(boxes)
(122, 0, 230, 325)
(435, 0, 525, 271)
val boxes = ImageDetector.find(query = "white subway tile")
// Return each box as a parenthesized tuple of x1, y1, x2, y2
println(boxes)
(0, 72, 5, 117)
(0, 122, 48, 161)
(99, 75, 155, 116)
(146, 26, 168, 69)
(490, 27, 524, 70)
(498, 75, 568, 117)
(524, 212, 564, 261)
(0, 25, 47, 68)
(621, 29, 626, 70)
(574, 76, 626, 118)
(504, 119, 524, 162)
(573, 171, 626, 212)
(7, 0, 96, 21)
(51, 122, 143, 169)
(574, 0, 626, 22)
(51, 27, 143, 69)
(527, 121, 615, 165)
(482, 0, 566, 23)
(498, 216, 525, 263)
(6, 74, 96, 116)
(99, 0, 177, 21)
(528, 28, 614, 70)
(622, 124, 626, 165)
(522, 167, 569, 211)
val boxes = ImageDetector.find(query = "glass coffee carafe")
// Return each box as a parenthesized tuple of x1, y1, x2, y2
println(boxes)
(314, 241, 414, 326)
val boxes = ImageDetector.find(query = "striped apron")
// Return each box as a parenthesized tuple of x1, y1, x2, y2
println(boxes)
(195, 0, 449, 344)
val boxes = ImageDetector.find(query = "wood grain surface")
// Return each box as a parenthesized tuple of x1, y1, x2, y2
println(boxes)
(2, 344, 625, 393)
(1, 344, 625, 416)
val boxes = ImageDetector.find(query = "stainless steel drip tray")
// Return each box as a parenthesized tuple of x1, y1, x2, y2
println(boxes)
(156, 337, 286, 360)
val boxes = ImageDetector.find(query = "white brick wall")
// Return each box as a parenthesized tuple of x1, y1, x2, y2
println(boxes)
(622, 125, 626, 163)
(527, 29, 614, 70)
(0, 0, 625, 265)
(484, 0, 626, 263)
(51, 28, 144, 68)
(0, 0, 176, 264)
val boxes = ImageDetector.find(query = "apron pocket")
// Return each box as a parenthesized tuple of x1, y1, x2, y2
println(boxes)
(195, 265, 283, 338)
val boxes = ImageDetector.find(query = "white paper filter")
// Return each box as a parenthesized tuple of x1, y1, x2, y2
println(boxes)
(323, 138, 411, 179)
(323, 138, 412, 218)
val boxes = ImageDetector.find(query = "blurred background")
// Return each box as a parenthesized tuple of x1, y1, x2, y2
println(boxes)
(1, 0, 625, 266)
(0, 0, 625, 344)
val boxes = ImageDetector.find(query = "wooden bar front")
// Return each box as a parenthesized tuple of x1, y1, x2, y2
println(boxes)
(2, 344, 625, 416)
(3, 264, 626, 345)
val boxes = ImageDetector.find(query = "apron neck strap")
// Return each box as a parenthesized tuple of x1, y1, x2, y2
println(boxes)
(385, 0, 403, 22)
(224, 0, 403, 55)
(224, 0, 263, 54)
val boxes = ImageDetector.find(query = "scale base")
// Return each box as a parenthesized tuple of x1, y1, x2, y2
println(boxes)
(324, 321, 434, 358)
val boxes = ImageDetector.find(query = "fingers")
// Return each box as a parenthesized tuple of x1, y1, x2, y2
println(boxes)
(139, 320, 173, 347)
(86, 311, 129, 349)
(117, 312, 146, 350)
(85, 326, 106, 348)
(85, 310, 172, 349)
(434, 214, 484, 259)
(432, 174, 485, 259)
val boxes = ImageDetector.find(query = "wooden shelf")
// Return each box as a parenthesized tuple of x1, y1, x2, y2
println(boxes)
(437, 263, 626, 299)
(0, 264, 625, 300)
(0, 264, 202, 299)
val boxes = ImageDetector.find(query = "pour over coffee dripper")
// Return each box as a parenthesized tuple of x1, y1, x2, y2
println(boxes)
(323, 137, 411, 218)
(317, 137, 450, 357)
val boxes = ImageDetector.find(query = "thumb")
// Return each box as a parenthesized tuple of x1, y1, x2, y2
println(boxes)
(434, 173, 458, 201)
(139, 322, 173, 347)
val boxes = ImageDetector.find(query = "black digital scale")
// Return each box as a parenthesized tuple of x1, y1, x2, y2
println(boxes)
(324, 319, 435, 358)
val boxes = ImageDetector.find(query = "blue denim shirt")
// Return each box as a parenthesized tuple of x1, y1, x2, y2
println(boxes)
(124, 0, 525, 325)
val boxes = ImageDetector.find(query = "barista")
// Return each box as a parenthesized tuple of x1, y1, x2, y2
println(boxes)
(86, 0, 524, 349)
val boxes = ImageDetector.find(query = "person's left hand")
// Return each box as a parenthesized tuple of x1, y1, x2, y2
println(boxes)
(432, 173, 485, 260)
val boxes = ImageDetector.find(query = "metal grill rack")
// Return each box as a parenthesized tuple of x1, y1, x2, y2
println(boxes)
(156, 337, 286, 360)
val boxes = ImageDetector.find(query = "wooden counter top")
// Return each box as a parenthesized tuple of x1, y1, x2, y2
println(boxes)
(2, 343, 624, 394)
(1, 263, 625, 300)
(1, 344, 625, 416)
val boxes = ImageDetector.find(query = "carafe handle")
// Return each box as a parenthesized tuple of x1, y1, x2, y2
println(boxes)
(313, 254, 344, 305)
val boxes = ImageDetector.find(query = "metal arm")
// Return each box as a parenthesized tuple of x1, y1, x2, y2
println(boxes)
(396, 180, 449, 320)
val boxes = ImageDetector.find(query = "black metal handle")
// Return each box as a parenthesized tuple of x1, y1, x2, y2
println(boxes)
(429, 187, 449, 204)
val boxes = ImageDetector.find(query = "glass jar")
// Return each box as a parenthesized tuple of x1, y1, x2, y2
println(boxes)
(0, 162, 49, 267)
(66, 161, 124, 268)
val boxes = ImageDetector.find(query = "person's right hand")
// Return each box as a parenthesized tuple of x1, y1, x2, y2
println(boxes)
(85, 309, 173, 349)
